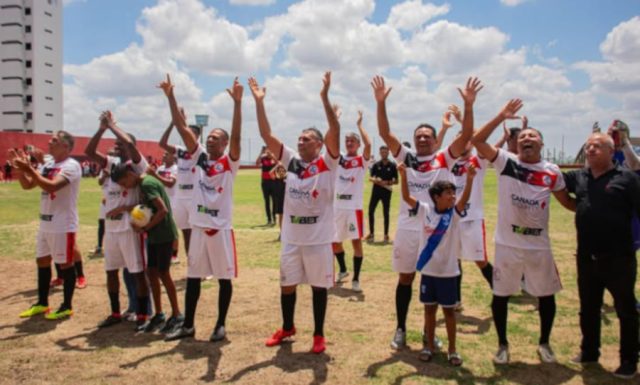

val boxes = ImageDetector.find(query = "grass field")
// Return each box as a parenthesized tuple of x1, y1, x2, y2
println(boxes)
(0, 169, 637, 385)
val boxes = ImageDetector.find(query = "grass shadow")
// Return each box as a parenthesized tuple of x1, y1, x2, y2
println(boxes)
(0, 288, 38, 303)
(55, 323, 163, 352)
(489, 361, 580, 385)
(455, 313, 492, 335)
(0, 315, 59, 341)
(227, 342, 329, 385)
(328, 285, 365, 302)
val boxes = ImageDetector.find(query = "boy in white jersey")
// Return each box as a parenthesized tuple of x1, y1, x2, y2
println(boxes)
(371, 75, 482, 349)
(160, 75, 243, 343)
(159, 122, 202, 257)
(86, 111, 153, 330)
(148, 150, 179, 262)
(471, 99, 574, 364)
(333, 110, 371, 292)
(250, 72, 340, 354)
(399, 161, 475, 366)
(14, 131, 81, 320)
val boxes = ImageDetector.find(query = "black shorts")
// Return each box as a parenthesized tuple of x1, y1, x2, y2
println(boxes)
(273, 180, 285, 214)
(147, 241, 173, 272)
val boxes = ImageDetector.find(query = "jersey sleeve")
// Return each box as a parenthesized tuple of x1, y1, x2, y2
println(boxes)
(177, 144, 201, 169)
(416, 200, 431, 221)
(131, 156, 149, 175)
(141, 178, 162, 202)
(323, 151, 340, 171)
(280, 145, 296, 169)
(550, 164, 566, 192)
(60, 160, 81, 184)
(490, 148, 510, 173)
(394, 145, 410, 164)
(442, 147, 458, 172)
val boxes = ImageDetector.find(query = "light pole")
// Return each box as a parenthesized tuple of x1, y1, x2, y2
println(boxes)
(195, 114, 209, 145)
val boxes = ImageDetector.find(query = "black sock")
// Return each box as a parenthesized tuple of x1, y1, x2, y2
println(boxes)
(492, 295, 510, 346)
(97, 219, 105, 248)
(481, 263, 493, 288)
(137, 295, 150, 318)
(395, 283, 412, 331)
(37, 266, 51, 306)
(312, 288, 327, 337)
(538, 295, 556, 345)
(74, 261, 84, 278)
(55, 264, 62, 279)
(335, 251, 347, 273)
(216, 279, 232, 328)
(281, 292, 296, 331)
(353, 256, 363, 282)
(457, 260, 463, 303)
(61, 266, 76, 310)
(183, 278, 201, 329)
(108, 291, 120, 315)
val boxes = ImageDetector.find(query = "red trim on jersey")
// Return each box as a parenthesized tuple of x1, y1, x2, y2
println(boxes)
(340, 155, 365, 170)
(230, 229, 238, 278)
(415, 152, 448, 172)
(300, 156, 330, 179)
(446, 147, 456, 167)
(525, 170, 559, 189)
(355, 209, 364, 239)
(205, 155, 232, 177)
(481, 220, 488, 262)
(66, 233, 75, 264)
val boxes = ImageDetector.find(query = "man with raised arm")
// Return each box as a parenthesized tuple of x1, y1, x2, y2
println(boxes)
(147, 150, 179, 262)
(85, 111, 152, 331)
(371, 75, 481, 350)
(12, 131, 81, 320)
(250, 72, 340, 354)
(332, 110, 371, 293)
(160, 75, 243, 343)
(159, 121, 202, 257)
(470, 100, 574, 364)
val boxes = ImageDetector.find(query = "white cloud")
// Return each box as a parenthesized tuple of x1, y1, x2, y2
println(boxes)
(229, 0, 275, 5)
(500, 0, 530, 6)
(599, 16, 640, 63)
(387, 1, 450, 31)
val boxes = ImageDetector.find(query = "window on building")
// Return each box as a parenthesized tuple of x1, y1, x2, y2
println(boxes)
(25, 78, 32, 86)
(3, 111, 23, 115)
(45, 113, 53, 117)
(26, 60, 31, 68)
(25, 8, 31, 15)
(25, 25, 31, 33)
(1, 58, 22, 63)
(44, 46, 53, 50)
(26, 112, 33, 120)
(45, 96, 53, 101)
(26, 95, 32, 103)
(25, 43, 31, 50)
(45, 62, 53, 67)
(45, 80, 53, 84)
(45, 28, 52, 34)
(45, 11, 52, 17)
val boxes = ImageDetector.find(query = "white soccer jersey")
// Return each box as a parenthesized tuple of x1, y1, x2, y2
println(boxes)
(334, 154, 367, 210)
(181, 145, 239, 230)
(38, 157, 81, 233)
(452, 155, 487, 222)
(156, 163, 178, 198)
(492, 149, 565, 250)
(103, 156, 148, 233)
(416, 201, 462, 277)
(280, 145, 339, 245)
(394, 145, 457, 230)
(175, 145, 199, 200)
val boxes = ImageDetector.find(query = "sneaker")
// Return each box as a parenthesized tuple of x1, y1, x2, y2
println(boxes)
(210, 325, 226, 342)
(336, 271, 349, 283)
(91, 247, 103, 258)
(614, 361, 638, 379)
(76, 276, 87, 289)
(418, 347, 433, 362)
(19, 304, 49, 318)
(312, 335, 326, 354)
(265, 327, 296, 347)
(351, 280, 362, 292)
(122, 310, 136, 322)
(537, 344, 557, 363)
(50, 278, 63, 288)
(144, 313, 166, 333)
(421, 334, 443, 352)
(171, 255, 179, 264)
(365, 234, 374, 243)
(165, 326, 195, 341)
(383, 235, 391, 244)
(44, 306, 73, 320)
(390, 328, 406, 350)
(493, 345, 510, 364)
(134, 316, 149, 332)
(98, 314, 122, 328)
(571, 351, 599, 364)
(160, 314, 184, 333)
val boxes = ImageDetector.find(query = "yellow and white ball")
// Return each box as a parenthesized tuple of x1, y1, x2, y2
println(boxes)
(130, 204, 152, 227)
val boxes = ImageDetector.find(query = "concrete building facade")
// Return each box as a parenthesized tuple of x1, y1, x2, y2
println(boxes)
(0, 0, 62, 133)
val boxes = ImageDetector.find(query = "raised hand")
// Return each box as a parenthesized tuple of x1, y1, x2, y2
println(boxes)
(320, 71, 331, 99)
(332, 104, 342, 121)
(500, 99, 524, 120)
(357, 110, 363, 126)
(449, 104, 462, 122)
(226, 77, 243, 103)
(157, 74, 174, 97)
(99, 111, 109, 130)
(457, 77, 483, 105)
(371, 75, 392, 103)
(104, 110, 116, 128)
(248, 77, 266, 102)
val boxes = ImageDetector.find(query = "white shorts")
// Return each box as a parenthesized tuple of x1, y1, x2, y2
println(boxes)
(172, 198, 191, 230)
(392, 228, 420, 273)
(187, 227, 237, 279)
(457, 219, 488, 262)
(98, 201, 106, 220)
(333, 208, 364, 242)
(104, 230, 146, 274)
(280, 243, 334, 288)
(493, 244, 562, 297)
(36, 231, 75, 264)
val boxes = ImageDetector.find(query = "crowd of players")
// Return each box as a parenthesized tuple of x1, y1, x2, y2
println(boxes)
(5, 72, 640, 379)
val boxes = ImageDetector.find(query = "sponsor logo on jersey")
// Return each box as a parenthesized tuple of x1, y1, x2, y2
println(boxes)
(40, 214, 53, 221)
(408, 181, 430, 191)
(510, 194, 546, 210)
(349, 223, 356, 231)
(339, 155, 364, 169)
(511, 225, 543, 236)
(179, 184, 194, 190)
(289, 215, 319, 224)
(197, 205, 219, 217)
(336, 194, 352, 200)
(338, 175, 356, 183)
(107, 213, 124, 221)
(289, 187, 319, 200)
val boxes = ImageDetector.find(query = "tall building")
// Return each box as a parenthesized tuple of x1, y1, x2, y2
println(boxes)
(0, 0, 62, 133)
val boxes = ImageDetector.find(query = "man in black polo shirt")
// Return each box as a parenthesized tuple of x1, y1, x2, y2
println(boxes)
(563, 132, 640, 379)
(366, 145, 397, 243)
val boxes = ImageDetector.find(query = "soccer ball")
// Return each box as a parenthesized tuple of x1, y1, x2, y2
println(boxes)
(130, 204, 152, 227)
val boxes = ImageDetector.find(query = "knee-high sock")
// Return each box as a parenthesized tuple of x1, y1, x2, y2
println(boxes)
(481, 263, 493, 288)
(492, 295, 510, 346)
(312, 288, 327, 337)
(281, 292, 296, 331)
(353, 256, 363, 282)
(395, 283, 412, 331)
(538, 295, 556, 345)
(183, 278, 201, 329)
(335, 251, 347, 273)
(61, 266, 76, 310)
(216, 279, 232, 328)
(74, 261, 84, 278)
(37, 266, 52, 306)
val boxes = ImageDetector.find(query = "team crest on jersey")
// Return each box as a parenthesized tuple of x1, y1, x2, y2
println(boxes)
(405, 152, 447, 173)
(339, 155, 364, 169)
(502, 159, 557, 188)
(288, 157, 330, 179)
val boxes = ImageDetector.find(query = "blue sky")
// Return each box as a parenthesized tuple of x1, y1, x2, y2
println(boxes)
(61, 0, 640, 162)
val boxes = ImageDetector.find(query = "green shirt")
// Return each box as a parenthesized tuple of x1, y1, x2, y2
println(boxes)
(141, 175, 178, 244)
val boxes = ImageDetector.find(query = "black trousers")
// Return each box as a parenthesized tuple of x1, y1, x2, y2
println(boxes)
(577, 255, 638, 363)
(368, 186, 391, 236)
(261, 179, 276, 222)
